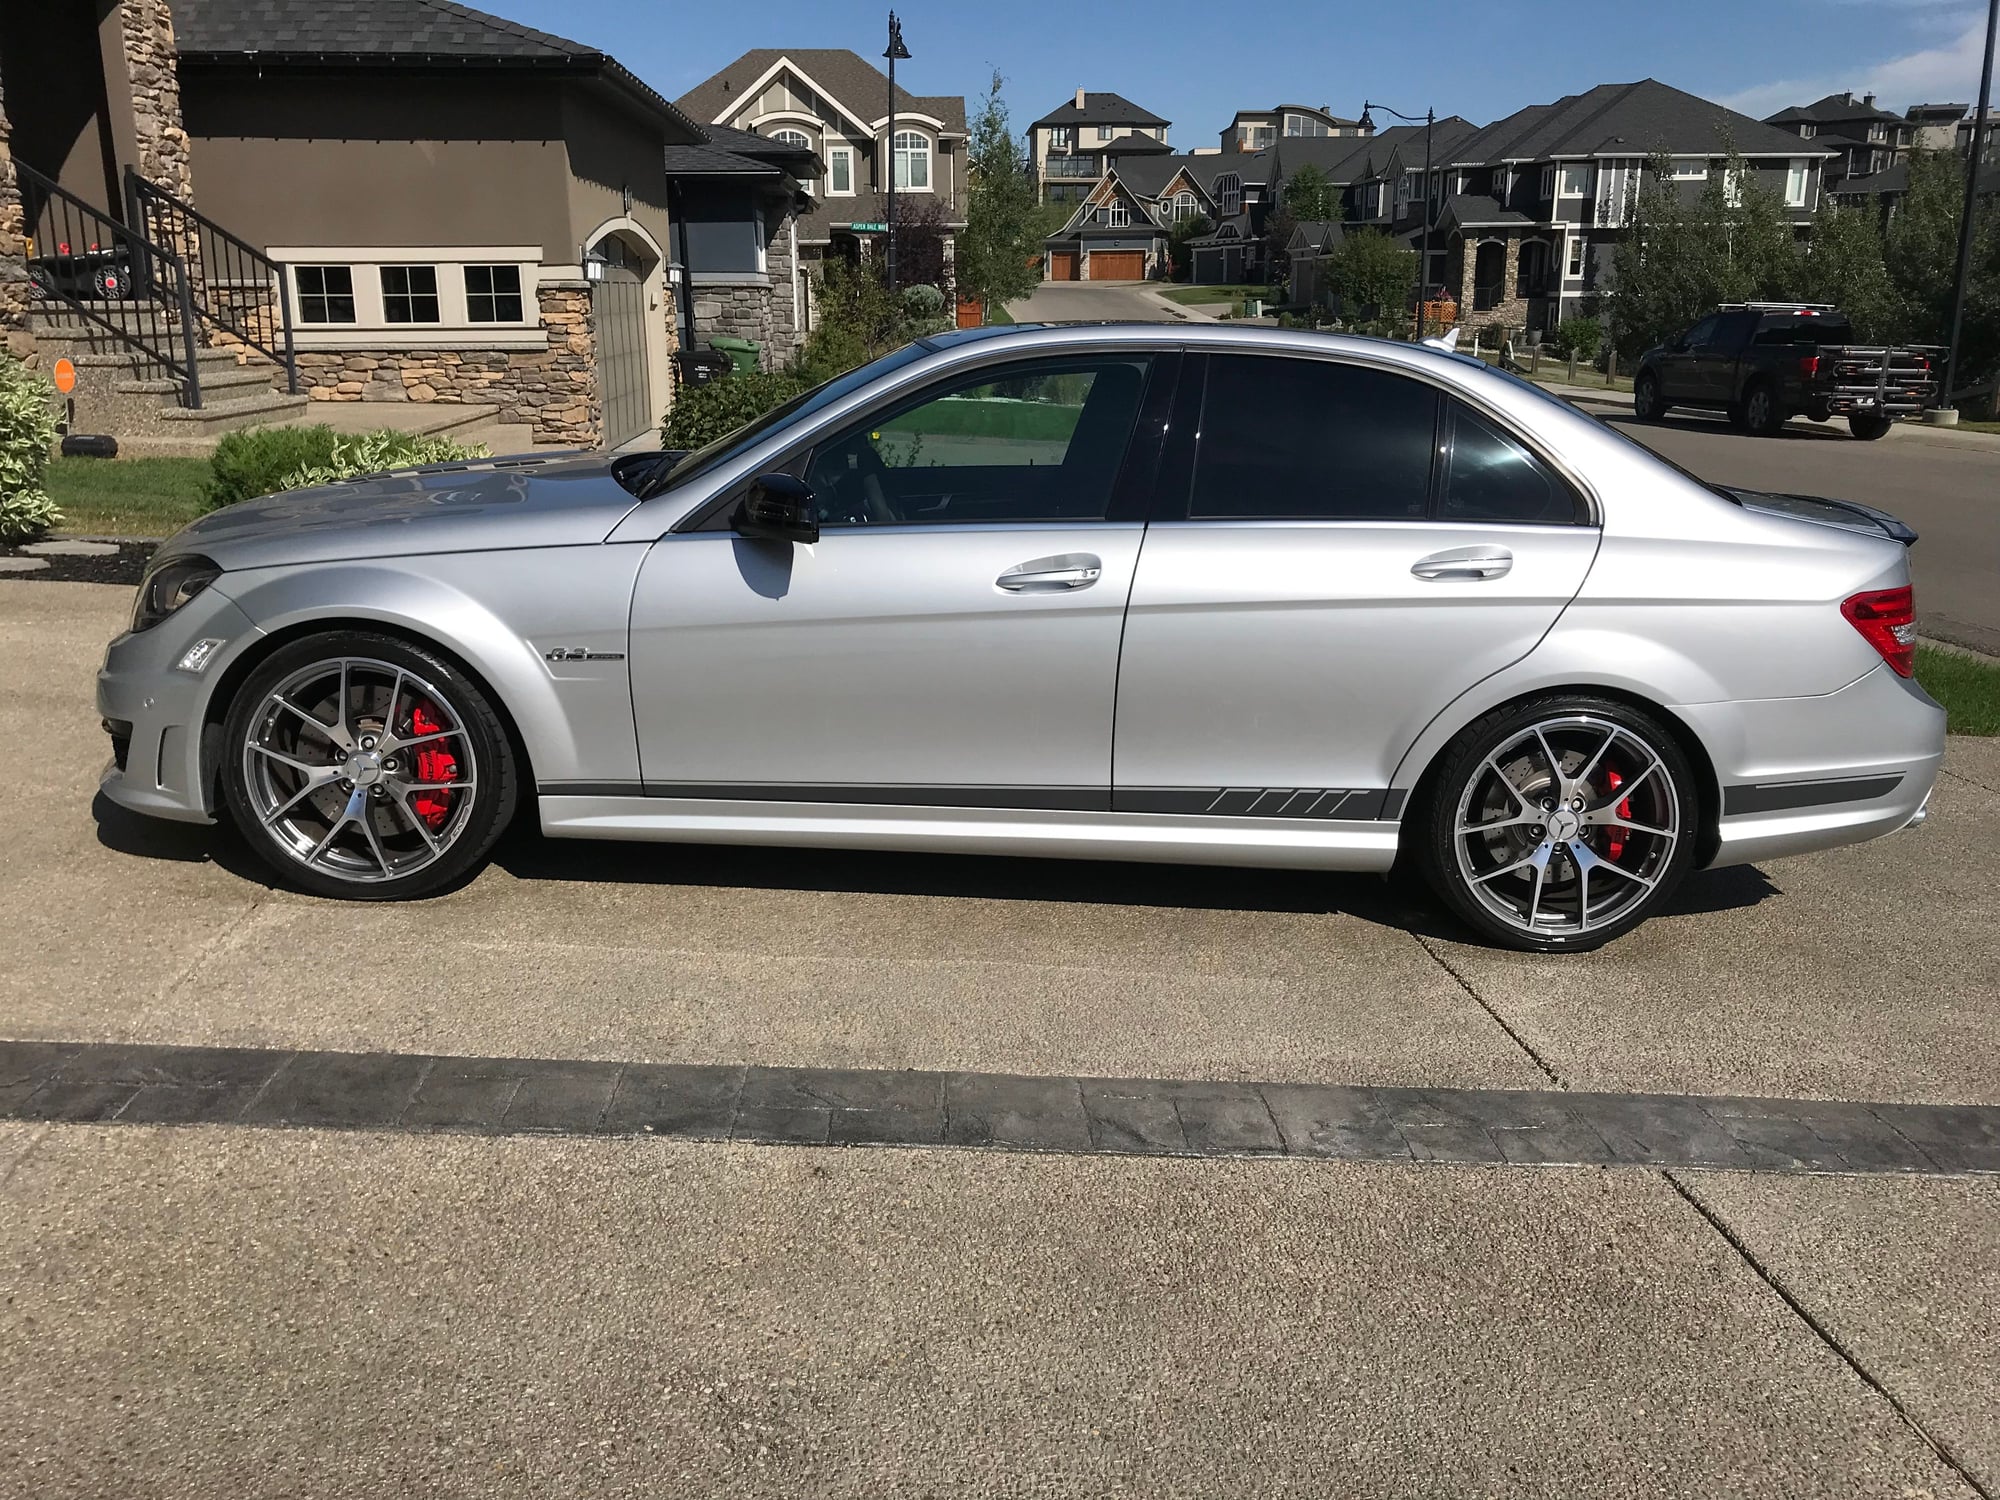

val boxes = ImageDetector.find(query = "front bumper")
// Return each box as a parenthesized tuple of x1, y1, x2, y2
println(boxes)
(1677, 664, 1946, 869)
(95, 586, 265, 825)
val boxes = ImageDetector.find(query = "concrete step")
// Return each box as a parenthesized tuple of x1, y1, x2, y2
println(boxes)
(156, 390, 313, 431)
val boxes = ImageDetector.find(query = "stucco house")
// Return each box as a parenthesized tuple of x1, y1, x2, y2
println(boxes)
(1029, 90, 1171, 206)
(0, 0, 789, 449)
(1041, 151, 1246, 281)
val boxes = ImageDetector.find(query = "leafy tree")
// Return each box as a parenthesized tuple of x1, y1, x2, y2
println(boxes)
(889, 193, 953, 298)
(1281, 163, 1341, 223)
(1167, 212, 1211, 281)
(1795, 197, 1899, 340)
(1886, 146, 1973, 345)
(956, 72, 1042, 314)
(1326, 228, 1417, 319)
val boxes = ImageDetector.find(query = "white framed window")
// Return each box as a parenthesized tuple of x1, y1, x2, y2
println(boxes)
(1669, 158, 1708, 179)
(1558, 162, 1591, 197)
(1171, 189, 1199, 222)
(463, 264, 523, 322)
(273, 246, 542, 348)
(893, 130, 931, 191)
(1566, 235, 1585, 278)
(380, 265, 441, 324)
(1800, 123, 1817, 138)
(1106, 199, 1128, 227)
(1723, 166, 1747, 206)
(770, 127, 810, 149)
(1215, 173, 1242, 216)
(295, 265, 357, 324)
(827, 145, 854, 196)
(1785, 158, 1810, 207)
(1596, 158, 1639, 222)
(1049, 126, 1072, 152)
(1097, 125, 1114, 142)
(1284, 113, 1329, 137)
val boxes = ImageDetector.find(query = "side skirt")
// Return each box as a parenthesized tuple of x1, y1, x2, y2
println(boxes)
(535, 795, 1402, 872)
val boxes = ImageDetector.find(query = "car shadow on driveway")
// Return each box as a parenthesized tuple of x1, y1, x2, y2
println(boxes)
(91, 793, 1780, 939)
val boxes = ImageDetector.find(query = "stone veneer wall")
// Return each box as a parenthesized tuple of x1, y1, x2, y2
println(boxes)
(687, 205, 803, 372)
(118, 0, 195, 204)
(1455, 236, 1529, 331)
(288, 280, 602, 445)
(0, 74, 33, 361)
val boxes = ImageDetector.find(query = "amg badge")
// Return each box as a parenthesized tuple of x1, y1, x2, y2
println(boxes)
(543, 647, 626, 662)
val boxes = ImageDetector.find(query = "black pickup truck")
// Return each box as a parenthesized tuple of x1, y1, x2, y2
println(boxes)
(1632, 303, 1941, 440)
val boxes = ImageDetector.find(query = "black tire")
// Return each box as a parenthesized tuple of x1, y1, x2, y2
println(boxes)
(1413, 694, 1701, 953)
(220, 630, 518, 900)
(1739, 381, 1783, 437)
(1848, 413, 1893, 441)
(1632, 371, 1668, 422)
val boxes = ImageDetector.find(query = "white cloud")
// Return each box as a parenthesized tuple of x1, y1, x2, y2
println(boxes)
(1721, 12, 1999, 119)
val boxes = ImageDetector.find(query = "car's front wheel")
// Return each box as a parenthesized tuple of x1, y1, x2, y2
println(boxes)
(220, 631, 517, 900)
(1414, 696, 1700, 952)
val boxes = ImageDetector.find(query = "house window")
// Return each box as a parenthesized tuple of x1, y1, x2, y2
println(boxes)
(1801, 123, 1817, 138)
(1539, 164, 1555, 199)
(1049, 127, 1072, 152)
(380, 265, 440, 324)
(1171, 189, 1199, 222)
(1216, 173, 1242, 216)
(1558, 163, 1591, 197)
(1595, 159, 1639, 222)
(893, 131, 931, 191)
(295, 265, 356, 324)
(1239, 125, 1272, 150)
(463, 265, 524, 323)
(1785, 159, 1810, 207)
(770, 128, 810, 149)
(1566, 236, 1585, 279)
(828, 146, 854, 196)
(1106, 199, 1129, 227)
(1096, 125, 1114, 142)
(1284, 114, 1329, 137)
(1723, 166, 1747, 206)
(1669, 158, 1708, 179)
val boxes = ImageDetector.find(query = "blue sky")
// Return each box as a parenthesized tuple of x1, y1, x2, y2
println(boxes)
(484, 0, 2000, 139)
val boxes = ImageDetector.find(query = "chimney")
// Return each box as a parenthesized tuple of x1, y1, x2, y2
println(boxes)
(1863, 92, 1876, 109)
(1076, 88, 1087, 110)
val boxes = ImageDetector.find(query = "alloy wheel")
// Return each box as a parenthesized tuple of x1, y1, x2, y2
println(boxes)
(1450, 714, 1680, 940)
(240, 655, 478, 884)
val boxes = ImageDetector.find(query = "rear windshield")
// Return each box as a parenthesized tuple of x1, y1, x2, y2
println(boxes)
(1755, 314, 1855, 346)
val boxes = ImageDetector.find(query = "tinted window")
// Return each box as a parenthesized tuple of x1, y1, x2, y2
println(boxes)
(1710, 311, 1757, 352)
(1441, 401, 1580, 524)
(804, 358, 1151, 526)
(1190, 355, 1437, 520)
(1681, 316, 1718, 349)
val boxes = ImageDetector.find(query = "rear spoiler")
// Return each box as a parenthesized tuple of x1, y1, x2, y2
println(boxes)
(1718, 486, 1918, 547)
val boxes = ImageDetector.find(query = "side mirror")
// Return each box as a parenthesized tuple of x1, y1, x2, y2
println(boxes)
(734, 473, 819, 545)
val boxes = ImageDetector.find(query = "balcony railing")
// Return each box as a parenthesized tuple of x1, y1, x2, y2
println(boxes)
(1044, 156, 1102, 179)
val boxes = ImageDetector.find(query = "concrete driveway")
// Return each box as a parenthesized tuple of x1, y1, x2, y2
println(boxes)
(4, 580, 1997, 1497)
(1011, 279, 1182, 324)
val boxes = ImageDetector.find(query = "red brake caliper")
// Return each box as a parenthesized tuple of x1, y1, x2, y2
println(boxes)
(409, 701, 458, 829)
(1605, 768, 1629, 862)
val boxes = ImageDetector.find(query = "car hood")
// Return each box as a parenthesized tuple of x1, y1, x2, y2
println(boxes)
(161, 452, 649, 572)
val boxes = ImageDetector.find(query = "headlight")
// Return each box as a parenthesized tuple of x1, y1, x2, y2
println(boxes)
(131, 554, 222, 633)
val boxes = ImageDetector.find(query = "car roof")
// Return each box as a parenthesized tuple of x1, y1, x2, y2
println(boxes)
(917, 320, 1469, 376)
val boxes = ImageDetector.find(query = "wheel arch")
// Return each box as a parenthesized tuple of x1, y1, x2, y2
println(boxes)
(198, 613, 543, 820)
(1393, 681, 1724, 870)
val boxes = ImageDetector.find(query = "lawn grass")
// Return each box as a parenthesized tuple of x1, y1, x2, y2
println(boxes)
(46, 455, 212, 537)
(1160, 283, 1266, 307)
(1915, 644, 2000, 736)
(985, 304, 1016, 326)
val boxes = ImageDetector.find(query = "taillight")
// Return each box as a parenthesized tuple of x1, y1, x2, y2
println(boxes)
(1797, 354, 1820, 378)
(1842, 586, 1916, 677)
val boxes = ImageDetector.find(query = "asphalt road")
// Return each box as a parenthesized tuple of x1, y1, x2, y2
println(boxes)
(3, 581, 1998, 1495)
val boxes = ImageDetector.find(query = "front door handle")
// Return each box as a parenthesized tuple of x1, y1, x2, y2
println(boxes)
(1412, 545, 1513, 581)
(997, 553, 1102, 592)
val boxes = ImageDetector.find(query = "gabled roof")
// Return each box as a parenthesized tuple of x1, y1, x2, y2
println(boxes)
(172, 0, 701, 134)
(665, 124, 821, 180)
(1032, 91, 1169, 128)
(1267, 119, 1478, 186)
(1102, 131, 1173, 156)
(1766, 92, 1905, 126)
(1111, 152, 1243, 199)
(1287, 220, 1347, 253)
(1434, 194, 1531, 233)
(1443, 79, 1825, 165)
(676, 49, 966, 135)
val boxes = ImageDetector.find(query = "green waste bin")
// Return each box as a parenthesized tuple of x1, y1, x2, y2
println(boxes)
(709, 335, 761, 375)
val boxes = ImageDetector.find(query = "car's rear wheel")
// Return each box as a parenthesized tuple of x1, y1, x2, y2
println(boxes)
(221, 631, 517, 900)
(1848, 412, 1894, 441)
(1415, 696, 1699, 952)
(1739, 382, 1783, 437)
(1632, 371, 1668, 422)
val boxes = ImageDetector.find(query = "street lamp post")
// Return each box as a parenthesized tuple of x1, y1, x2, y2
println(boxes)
(1360, 101, 1436, 341)
(1940, 0, 1997, 411)
(883, 12, 910, 293)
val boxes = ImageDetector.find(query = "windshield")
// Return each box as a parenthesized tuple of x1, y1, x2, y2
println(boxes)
(643, 344, 931, 497)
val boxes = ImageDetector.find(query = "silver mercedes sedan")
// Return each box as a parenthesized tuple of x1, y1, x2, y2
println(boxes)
(97, 324, 1943, 951)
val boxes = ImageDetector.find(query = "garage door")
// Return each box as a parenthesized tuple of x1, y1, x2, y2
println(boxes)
(592, 266, 652, 448)
(1089, 251, 1145, 281)
(1049, 250, 1078, 281)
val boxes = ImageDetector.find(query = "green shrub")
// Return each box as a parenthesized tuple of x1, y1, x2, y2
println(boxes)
(901, 283, 947, 318)
(0, 357, 62, 543)
(279, 430, 489, 489)
(1550, 316, 1603, 363)
(662, 369, 811, 450)
(206, 424, 341, 511)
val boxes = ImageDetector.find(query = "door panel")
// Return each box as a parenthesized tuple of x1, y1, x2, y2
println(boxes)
(629, 526, 1143, 796)
(1113, 522, 1601, 796)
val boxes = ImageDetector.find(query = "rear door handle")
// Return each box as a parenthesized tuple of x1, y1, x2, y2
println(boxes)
(1412, 545, 1513, 581)
(997, 553, 1102, 592)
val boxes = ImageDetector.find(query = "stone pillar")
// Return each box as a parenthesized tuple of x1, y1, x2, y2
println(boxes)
(0, 72, 33, 360)
(532, 278, 601, 446)
(115, 0, 195, 204)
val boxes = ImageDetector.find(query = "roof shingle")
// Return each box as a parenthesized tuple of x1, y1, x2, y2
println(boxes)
(676, 49, 966, 135)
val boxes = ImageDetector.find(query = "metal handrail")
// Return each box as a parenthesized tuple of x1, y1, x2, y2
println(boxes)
(16, 161, 202, 407)
(126, 168, 298, 393)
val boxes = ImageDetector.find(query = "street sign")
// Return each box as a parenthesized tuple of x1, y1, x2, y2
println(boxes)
(849, 222, 888, 233)
(52, 357, 77, 395)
